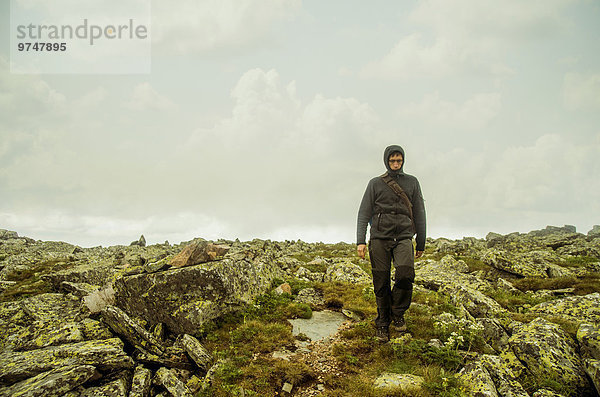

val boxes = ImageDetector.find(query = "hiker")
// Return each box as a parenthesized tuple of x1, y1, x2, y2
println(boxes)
(356, 145, 426, 343)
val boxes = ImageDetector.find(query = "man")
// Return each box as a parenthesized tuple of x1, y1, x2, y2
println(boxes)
(356, 145, 426, 342)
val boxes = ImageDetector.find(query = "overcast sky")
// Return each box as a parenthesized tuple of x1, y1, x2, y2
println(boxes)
(1, 0, 599, 247)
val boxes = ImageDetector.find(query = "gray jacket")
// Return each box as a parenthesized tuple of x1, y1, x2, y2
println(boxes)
(356, 145, 426, 251)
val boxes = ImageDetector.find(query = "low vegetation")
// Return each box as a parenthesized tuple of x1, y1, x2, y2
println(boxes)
(192, 238, 599, 396)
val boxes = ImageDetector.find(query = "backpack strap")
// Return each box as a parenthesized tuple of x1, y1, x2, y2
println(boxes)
(380, 172, 416, 233)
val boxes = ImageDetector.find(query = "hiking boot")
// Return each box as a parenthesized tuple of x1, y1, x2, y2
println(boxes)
(375, 326, 389, 343)
(391, 316, 407, 332)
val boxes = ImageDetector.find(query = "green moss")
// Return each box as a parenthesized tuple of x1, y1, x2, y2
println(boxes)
(512, 274, 600, 295)
(484, 289, 552, 312)
(573, 273, 600, 294)
(315, 282, 377, 318)
(513, 276, 577, 292)
(559, 256, 599, 268)
(283, 302, 312, 319)
(0, 259, 76, 302)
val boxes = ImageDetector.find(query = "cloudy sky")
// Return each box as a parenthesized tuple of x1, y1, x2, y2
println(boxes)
(1, 0, 599, 247)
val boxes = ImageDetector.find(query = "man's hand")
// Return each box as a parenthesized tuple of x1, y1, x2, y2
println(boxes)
(357, 244, 367, 259)
(415, 250, 424, 258)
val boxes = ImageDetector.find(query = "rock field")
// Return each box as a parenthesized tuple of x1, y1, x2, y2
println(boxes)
(0, 225, 599, 396)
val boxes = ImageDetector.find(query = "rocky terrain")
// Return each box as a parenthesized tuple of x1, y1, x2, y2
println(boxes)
(0, 225, 599, 396)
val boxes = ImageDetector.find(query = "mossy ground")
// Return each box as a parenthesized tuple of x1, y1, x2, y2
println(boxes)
(2, 238, 598, 396)
(0, 259, 71, 302)
(195, 246, 599, 397)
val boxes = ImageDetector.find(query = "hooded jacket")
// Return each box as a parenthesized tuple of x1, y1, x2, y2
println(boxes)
(356, 145, 426, 251)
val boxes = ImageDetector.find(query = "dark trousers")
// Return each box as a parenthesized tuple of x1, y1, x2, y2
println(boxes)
(369, 238, 415, 328)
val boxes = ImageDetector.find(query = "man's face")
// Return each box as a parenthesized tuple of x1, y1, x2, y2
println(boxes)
(388, 153, 404, 171)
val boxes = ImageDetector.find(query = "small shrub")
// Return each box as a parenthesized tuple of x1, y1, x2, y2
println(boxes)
(422, 368, 466, 397)
(283, 302, 312, 319)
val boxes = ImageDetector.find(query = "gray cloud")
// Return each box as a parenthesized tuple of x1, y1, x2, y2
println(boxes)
(2, 1, 599, 246)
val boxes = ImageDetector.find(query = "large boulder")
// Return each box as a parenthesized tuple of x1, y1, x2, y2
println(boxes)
(101, 305, 165, 356)
(0, 229, 19, 240)
(324, 262, 371, 285)
(169, 240, 229, 268)
(508, 317, 590, 391)
(0, 293, 83, 352)
(114, 255, 282, 334)
(438, 284, 505, 319)
(0, 338, 133, 385)
(481, 249, 548, 278)
(0, 365, 97, 397)
(129, 365, 152, 397)
(479, 354, 528, 397)
(577, 323, 600, 360)
(415, 255, 492, 292)
(457, 360, 498, 397)
(585, 359, 600, 396)
(154, 367, 194, 397)
(529, 293, 600, 324)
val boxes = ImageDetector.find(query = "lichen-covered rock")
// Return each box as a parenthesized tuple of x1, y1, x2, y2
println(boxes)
(0, 338, 134, 385)
(479, 354, 529, 397)
(60, 281, 101, 297)
(532, 389, 566, 397)
(0, 293, 83, 352)
(80, 318, 113, 340)
(498, 349, 527, 379)
(0, 365, 97, 397)
(508, 317, 590, 391)
(457, 360, 498, 397)
(0, 281, 17, 293)
(0, 301, 28, 351)
(114, 255, 282, 334)
(585, 359, 600, 396)
(181, 334, 212, 372)
(0, 229, 19, 240)
(154, 367, 194, 397)
(496, 278, 520, 293)
(477, 319, 510, 353)
(20, 293, 81, 323)
(373, 372, 424, 392)
(577, 323, 600, 360)
(79, 372, 129, 397)
(481, 249, 548, 278)
(415, 256, 492, 292)
(324, 262, 370, 285)
(101, 305, 164, 356)
(130, 235, 146, 247)
(10, 321, 84, 352)
(434, 237, 487, 256)
(529, 293, 600, 324)
(295, 288, 325, 309)
(42, 262, 115, 291)
(439, 284, 505, 318)
(134, 349, 194, 371)
(129, 365, 152, 397)
(294, 266, 325, 283)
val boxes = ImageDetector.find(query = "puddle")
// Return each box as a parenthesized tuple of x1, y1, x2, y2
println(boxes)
(288, 310, 347, 342)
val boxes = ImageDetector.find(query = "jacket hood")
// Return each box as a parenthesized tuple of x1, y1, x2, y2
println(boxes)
(384, 144, 405, 174)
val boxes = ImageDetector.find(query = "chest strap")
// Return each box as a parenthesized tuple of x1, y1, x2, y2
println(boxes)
(380, 172, 415, 233)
